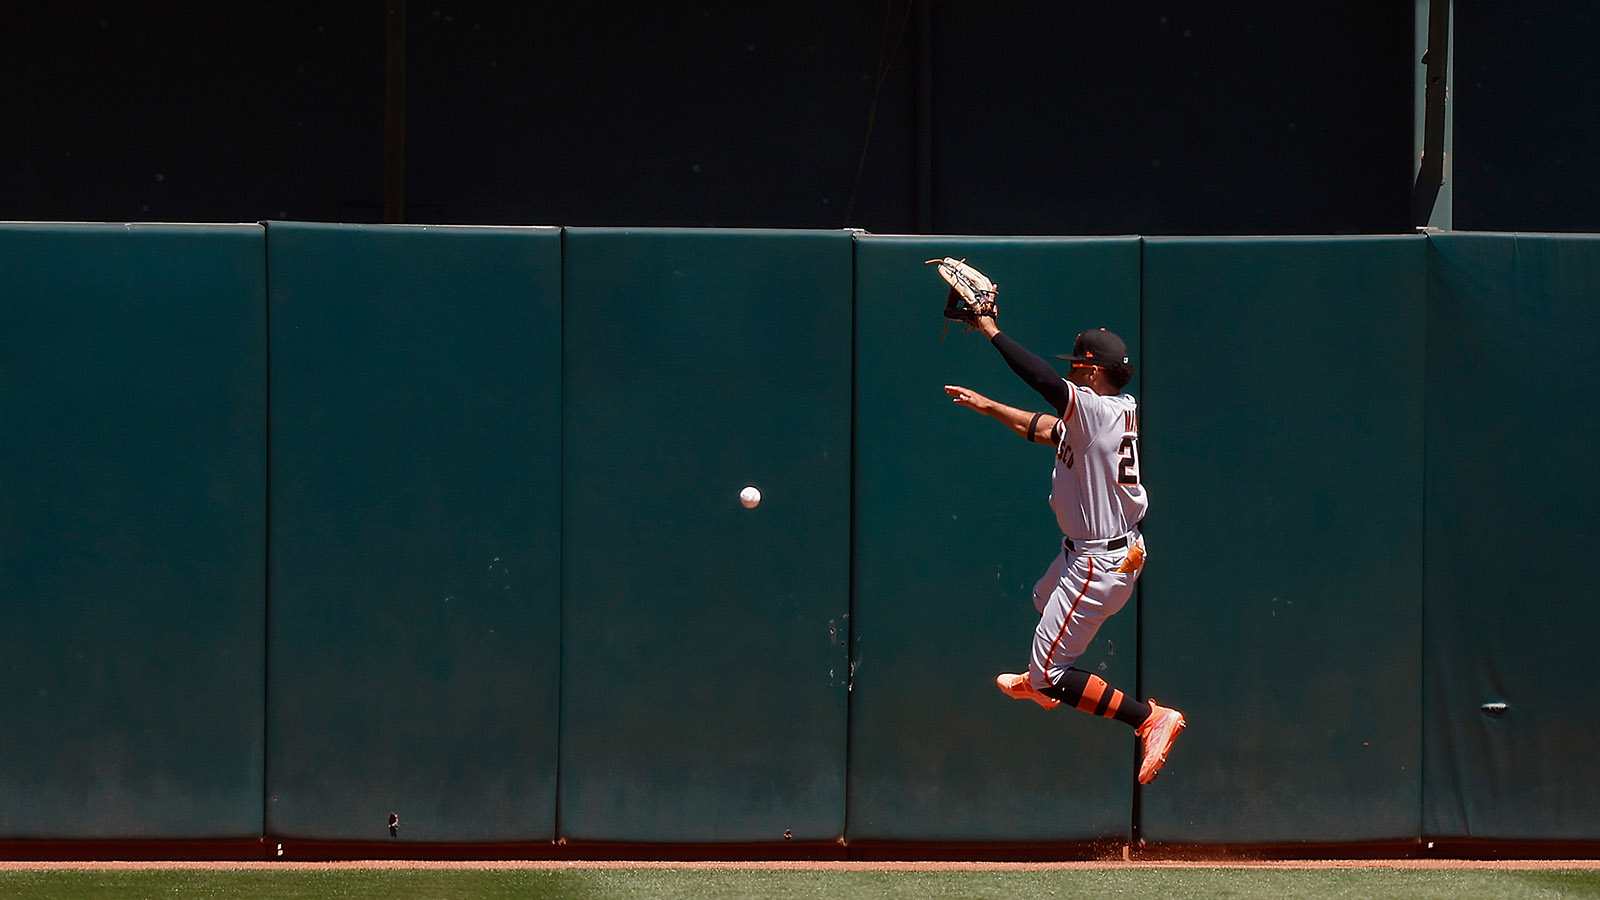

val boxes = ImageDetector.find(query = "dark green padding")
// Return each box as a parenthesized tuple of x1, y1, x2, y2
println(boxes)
(1138, 236, 1427, 843)
(265, 222, 562, 841)
(1423, 233, 1600, 839)
(0, 224, 266, 838)
(850, 237, 1141, 841)
(559, 228, 852, 842)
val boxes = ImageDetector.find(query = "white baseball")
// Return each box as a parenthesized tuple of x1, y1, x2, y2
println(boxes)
(739, 486, 762, 509)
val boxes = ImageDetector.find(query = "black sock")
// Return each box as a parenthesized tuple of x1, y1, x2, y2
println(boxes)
(1038, 668, 1152, 728)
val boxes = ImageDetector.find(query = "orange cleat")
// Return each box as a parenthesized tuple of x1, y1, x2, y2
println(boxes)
(995, 673, 1060, 710)
(1135, 700, 1186, 784)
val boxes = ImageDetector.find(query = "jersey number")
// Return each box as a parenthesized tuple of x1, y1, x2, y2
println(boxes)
(1117, 436, 1141, 486)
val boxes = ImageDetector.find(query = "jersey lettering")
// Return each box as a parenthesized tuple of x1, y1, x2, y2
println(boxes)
(1117, 435, 1140, 486)
(1050, 389, 1147, 539)
(1118, 411, 1140, 486)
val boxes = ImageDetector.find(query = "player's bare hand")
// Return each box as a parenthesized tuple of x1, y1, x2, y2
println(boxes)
(944, 384, 992, 411)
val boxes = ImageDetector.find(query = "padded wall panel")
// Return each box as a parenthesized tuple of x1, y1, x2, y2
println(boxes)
(850, 237, 1141, 841)
(1139, 236, 1427, 843)
(560, 228, 851, 843)
(266, 222, 561, 841)
(0, 223, 266, 838)
(1423, 232, 1600, 839)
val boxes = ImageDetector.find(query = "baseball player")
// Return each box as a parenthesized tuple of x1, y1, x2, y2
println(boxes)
(945, 312, 1185, 785)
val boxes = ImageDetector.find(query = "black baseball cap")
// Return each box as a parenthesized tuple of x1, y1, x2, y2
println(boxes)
(1054, 328, 1131, 368)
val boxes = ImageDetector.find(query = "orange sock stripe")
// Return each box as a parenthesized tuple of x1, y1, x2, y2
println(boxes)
(1075, 675, 1108, 713)
(1103, 689, 1125, 719)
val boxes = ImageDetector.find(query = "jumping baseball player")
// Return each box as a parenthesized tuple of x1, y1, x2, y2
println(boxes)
(931, 258, 1185, 785)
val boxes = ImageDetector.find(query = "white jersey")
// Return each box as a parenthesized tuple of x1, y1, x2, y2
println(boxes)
(1049, 384, 1148, 541)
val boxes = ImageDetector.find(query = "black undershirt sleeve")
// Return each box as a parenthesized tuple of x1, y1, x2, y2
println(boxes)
(991, 331, 1073, 416)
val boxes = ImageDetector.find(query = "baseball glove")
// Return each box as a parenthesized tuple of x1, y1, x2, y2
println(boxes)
(927, 257, 998, 335)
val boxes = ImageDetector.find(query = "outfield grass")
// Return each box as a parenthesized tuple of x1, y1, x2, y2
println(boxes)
(4, 868, 1600, 900)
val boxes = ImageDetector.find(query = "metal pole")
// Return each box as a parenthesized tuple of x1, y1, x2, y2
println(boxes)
(1412, 0, 1450, 228)
(383, 0, 407, 224)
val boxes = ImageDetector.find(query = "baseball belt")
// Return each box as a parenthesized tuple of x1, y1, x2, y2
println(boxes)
(1063, 532, 1136, 553)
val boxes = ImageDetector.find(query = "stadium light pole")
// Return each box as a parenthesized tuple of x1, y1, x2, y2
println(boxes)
(1413, 0, 1452, 229)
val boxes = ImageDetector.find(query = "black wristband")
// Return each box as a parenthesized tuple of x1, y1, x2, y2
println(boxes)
(1027, 411, 1044, 443)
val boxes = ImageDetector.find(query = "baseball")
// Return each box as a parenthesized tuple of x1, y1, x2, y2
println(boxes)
(739, 485, 762, 508)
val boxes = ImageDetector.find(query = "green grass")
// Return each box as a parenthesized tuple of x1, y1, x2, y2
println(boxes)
(4, 868, 1600, 900)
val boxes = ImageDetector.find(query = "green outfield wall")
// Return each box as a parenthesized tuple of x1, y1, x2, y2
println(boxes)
(263, 223, 563, 841)
(0, 224, 267, 838)
(1138, 236, 1428, 843)
(558, 229, 852, 843)
(2, 223, 1597, 849)
(850, 236, 1141, 842)
(1422, 233, 1600, 841)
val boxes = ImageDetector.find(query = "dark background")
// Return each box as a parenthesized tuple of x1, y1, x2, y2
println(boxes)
(1, 1, 1595, 234)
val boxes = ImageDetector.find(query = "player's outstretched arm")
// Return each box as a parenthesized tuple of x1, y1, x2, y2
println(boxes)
(989, 331, 1074, 415)
(944, 385, 1059, 444)
(968, 318, 1073, 415)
